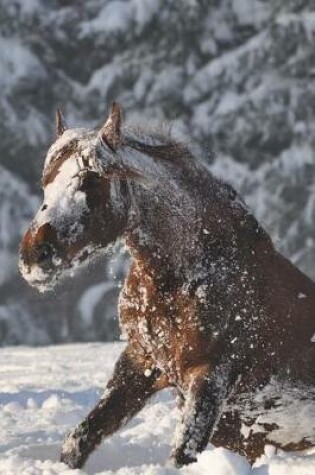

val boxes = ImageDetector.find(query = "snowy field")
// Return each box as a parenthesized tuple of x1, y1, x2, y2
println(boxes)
(0, 343, 314, 475)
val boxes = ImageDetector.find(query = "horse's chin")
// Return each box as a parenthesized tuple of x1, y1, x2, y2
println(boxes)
(23, 264, 78, 293)
(20, 264, 61, 293)
(30, 277, 59, 293)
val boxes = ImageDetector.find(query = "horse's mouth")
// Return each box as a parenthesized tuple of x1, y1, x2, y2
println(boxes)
(19, 263, 61, 293)
(20, 243, 112, 293)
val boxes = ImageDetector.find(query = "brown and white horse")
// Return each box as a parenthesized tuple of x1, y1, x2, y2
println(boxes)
(19, 104, 315, 469)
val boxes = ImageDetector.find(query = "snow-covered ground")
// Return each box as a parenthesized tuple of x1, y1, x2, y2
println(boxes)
(0, 343, 313, 475)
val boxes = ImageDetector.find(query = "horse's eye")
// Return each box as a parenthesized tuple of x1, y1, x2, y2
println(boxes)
(41, 204, 48, 211)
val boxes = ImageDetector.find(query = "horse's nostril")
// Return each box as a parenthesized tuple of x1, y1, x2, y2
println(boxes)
(37, 242, 54, 265)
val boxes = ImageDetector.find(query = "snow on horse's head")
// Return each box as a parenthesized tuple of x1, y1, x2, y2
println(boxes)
(19, 103, 136, 291)
(19, 102, 249, 293)
(19, 103, 198, 291)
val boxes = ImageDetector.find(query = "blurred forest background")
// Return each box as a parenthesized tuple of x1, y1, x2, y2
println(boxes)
(0, 0, 315, 346)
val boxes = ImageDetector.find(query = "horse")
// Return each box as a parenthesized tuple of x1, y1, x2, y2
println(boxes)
(19, 103, 315, 469)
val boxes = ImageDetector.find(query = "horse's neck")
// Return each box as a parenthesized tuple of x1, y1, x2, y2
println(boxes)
(124, 175, 204, 282)
(117, 142, 256, 285)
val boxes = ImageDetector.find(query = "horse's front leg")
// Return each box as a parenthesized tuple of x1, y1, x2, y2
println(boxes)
(60, 345, 165, 469)
(170, 362, 234, 468)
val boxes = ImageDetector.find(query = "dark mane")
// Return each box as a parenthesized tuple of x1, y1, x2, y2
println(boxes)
(123, 126, 194, 164)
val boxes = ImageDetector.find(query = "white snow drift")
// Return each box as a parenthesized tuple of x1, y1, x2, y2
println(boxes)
(0, 343, 313, 475)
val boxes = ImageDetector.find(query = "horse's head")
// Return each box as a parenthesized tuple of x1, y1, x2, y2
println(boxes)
(19, 103, 130, 291)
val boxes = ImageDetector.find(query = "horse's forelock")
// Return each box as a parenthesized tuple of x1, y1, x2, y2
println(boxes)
(42, 129, 98, 188)
(44, 128, 86, 167)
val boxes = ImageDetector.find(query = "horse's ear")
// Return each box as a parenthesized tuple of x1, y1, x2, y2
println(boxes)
(56, 108, 67, 137)
(101, 102, 123, 150)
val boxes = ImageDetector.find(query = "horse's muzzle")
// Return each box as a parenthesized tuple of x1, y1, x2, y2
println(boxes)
(19, 222, 61, 290)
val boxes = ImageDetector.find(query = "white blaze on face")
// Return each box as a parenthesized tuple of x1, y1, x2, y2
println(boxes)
(38, 158, 87, 231)
(20, 130, 100, 291)
(36, 130, 99, 237)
